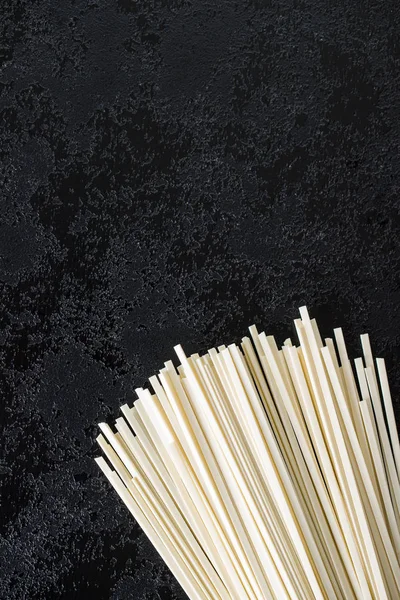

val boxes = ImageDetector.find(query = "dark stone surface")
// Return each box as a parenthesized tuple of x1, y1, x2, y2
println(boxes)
(1, 1, 400, 598)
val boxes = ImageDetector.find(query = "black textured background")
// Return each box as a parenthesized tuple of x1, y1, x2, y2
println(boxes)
(1, 1, 400, 598)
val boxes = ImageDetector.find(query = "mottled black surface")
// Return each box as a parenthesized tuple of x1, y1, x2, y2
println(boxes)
(1, 1, 400, 598)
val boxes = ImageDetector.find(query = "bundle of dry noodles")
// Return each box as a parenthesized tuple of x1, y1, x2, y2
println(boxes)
(95, 307, 400, 599)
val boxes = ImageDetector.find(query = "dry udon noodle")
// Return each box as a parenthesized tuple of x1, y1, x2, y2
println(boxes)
(95, 306, 400, 600)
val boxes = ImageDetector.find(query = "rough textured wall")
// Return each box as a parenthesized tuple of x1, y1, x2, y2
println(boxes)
(1, 1, 400, 598)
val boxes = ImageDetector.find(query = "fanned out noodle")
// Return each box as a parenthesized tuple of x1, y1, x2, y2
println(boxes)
(95, 307, 400, 600)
